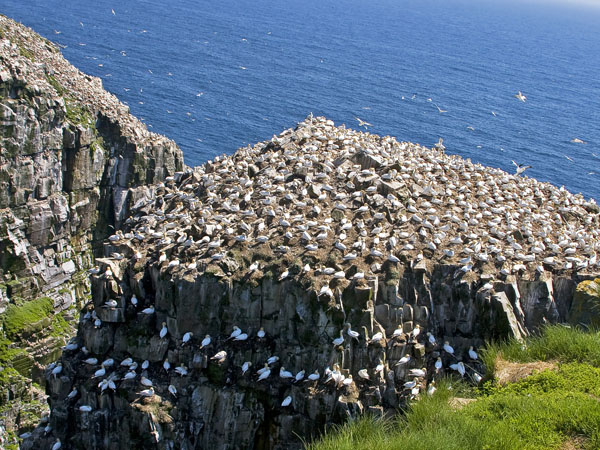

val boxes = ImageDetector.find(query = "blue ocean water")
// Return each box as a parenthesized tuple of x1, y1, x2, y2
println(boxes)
(3, 0, 600, 200)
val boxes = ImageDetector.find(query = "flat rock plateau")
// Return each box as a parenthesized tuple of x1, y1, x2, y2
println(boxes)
(1, 13, 599, 450)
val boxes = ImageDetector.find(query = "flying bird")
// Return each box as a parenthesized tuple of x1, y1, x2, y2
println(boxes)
(434, 138, 445, 151)
(355, 117, 372, 128)
(512, 160, 531, 176)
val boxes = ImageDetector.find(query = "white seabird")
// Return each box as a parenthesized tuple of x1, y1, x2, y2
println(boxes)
(242, 361, 252, 375)
(514, 90, 527, 102)
(227, 326, 242, 340)
(159, 322, 168, 339)
(332, 331, 344, 346)
(258, 364, 271, 381)
(279, 367, 293, 379)
(175, 365, 188, 376)
(443, 341, 455, 355)
(140, 387, 155, 397)
(182, 331, 193, 344)
(211, 351, 227, 363)
(468, 346, 478, 360)
(141, 306, 155, 315)
(200, 334, 211, 348)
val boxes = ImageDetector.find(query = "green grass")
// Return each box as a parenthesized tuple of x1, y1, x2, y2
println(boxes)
(310, 378, 600, 450)
(481, 325, 600, 376)
(309, 326, 600, 450)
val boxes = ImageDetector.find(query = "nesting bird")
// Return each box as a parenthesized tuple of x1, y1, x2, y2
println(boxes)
(159, 322, 168, 339)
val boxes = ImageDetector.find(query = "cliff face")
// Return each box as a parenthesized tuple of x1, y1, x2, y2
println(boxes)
(0, 15, 184, 442)
(26, 113, 599, 450)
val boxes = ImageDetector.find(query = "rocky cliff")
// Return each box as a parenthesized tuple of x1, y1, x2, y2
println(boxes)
(0, 15, 184, 444)
(24, 112, 599, 450)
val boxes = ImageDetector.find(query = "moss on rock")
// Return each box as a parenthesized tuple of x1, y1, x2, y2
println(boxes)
(2, 297, 54, 340)
(568, 278, 600, 328)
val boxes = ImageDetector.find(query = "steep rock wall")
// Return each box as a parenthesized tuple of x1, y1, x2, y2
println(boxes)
(0, 15, 184, 440)
(36, 247, 592, 450)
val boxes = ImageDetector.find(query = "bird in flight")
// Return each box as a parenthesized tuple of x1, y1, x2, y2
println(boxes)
(435, 104, 447, 113)
(355, 117, 372, 128)
(512, 160, 531, 175)
(434, 137, 445, 151)
(514, 91, 527, 102)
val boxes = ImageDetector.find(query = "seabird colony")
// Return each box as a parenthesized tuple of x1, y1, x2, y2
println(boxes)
(120, 114, 598, 279)
(64, 115, 599, 416)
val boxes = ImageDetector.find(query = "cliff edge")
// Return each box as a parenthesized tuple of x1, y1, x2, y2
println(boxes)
(0, 14, 184, 443)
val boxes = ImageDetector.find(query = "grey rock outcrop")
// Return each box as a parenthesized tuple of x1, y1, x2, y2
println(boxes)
(568, 277, 600, 327)
(0, 14, 184, 443)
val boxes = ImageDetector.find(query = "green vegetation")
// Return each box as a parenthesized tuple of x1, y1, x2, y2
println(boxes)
(18, 46, 33, 61)
(49, 310, 72, 338)
(90, 137, 105, 155)
(44, 73, 97, 128)
(2, 297, 54, 339)
(45, 74, 64, 95)
(308, 326, 600, 450)
(481, 325, 600, 374)
(65, 100, 95, 128)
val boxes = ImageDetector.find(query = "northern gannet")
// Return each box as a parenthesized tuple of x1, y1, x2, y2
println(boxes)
(443, 341, 455, 355)
(355, 117, 372, 128)
(307, 370, 320, 381)
(332, 331, 344, 346)
(227, 326, 242, 340)
(211, 351, 227, 363)
(200, 334, 211, 348)
(159, 322, 168, 339)
(182, 331, 193, 344)
(175, 365, 188, 376)
(512, 160, 531, 176)
(258, 364, 271, 381)
(514, 91, 527, 102)
(468, 346, 478, 360)
(141, 306, 155, 315)
(242, 361, 252, 375)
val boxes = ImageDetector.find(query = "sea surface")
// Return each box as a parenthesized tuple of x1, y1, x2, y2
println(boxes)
(3, 0, 600, 200)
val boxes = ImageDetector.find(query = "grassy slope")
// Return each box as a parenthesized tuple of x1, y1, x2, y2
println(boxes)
(309, 326, 600, 450)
